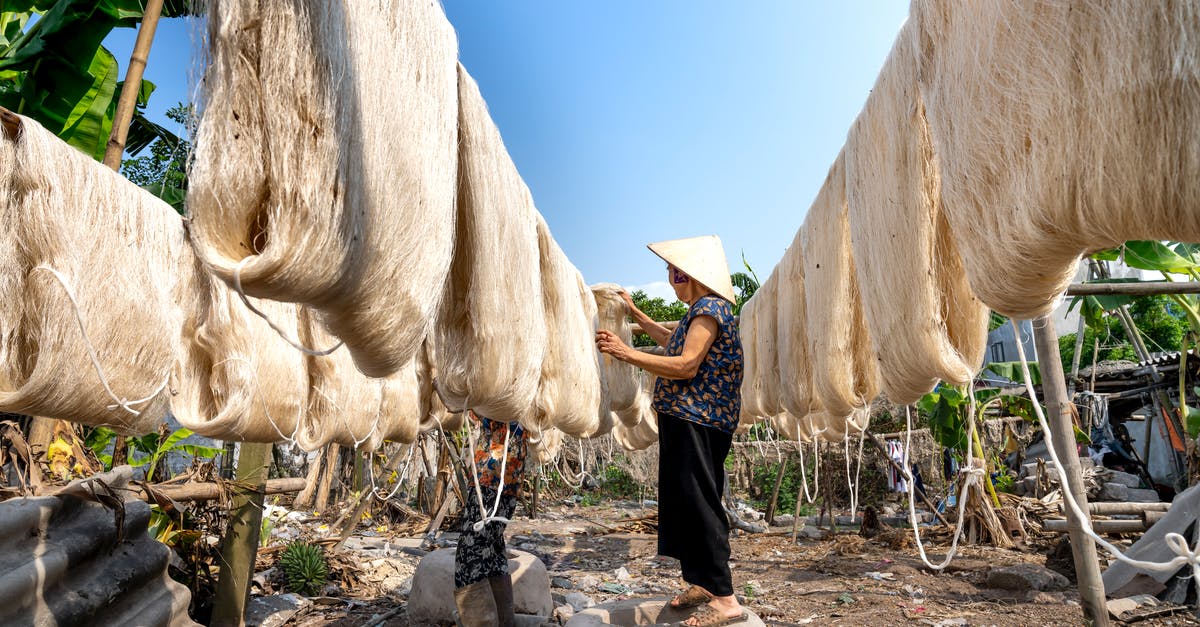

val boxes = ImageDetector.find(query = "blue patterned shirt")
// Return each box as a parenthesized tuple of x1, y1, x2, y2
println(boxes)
(652, 295, 744, 433)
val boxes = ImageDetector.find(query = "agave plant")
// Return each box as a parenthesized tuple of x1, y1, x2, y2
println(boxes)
(279, 541, 328, 596)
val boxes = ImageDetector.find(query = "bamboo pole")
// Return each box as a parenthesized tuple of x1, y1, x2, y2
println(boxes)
(314, 444, 340, 514)
(1086, 501, 1170, 516)
(1043, 518, 1147, 534)
(1031, 316, 1110, 627)
(211, 442, 274, 627)
(142, 477, 305, 503)
(1066, 282, 1200, 296)
(102, 0, 165, 169)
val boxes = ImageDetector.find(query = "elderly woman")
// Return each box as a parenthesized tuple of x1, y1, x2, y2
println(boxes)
(596, 235, 747, 627)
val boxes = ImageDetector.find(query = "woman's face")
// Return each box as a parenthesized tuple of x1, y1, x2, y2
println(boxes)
(668, 264, 690, 299)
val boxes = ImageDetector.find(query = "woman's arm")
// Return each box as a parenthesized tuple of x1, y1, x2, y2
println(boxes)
(596, 315, 718, 380)
(621, 290, 672, 346)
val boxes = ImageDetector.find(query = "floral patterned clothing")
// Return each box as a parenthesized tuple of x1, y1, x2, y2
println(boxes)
(652, 295, 744, 433)
(471, 413, 526, 499)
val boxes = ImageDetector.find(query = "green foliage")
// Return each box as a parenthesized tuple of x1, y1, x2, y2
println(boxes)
(0, 1, 192, 160)
(749, 459, 814, 515)
(280, 542, 328, 597)
(597, 460, 640, 499)
(1061, 295, 1188, 367)
(981, 362, 1041, 386)
(629, 289, 688, 347)
(917, 384, 970, 452)
(988, 312, 1008, 332)
(126, 427, 222, 481)
(121, 101, 190, 212)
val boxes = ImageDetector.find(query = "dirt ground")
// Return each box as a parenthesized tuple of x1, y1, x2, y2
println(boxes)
(263, 501, 1200, 627)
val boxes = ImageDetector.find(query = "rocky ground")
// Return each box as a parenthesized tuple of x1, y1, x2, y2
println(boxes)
(243, 500, 1200, 627)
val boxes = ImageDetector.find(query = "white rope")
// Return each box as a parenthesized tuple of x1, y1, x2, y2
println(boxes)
(844, 430, 865, 518)
(231, 258, 342, 357)
(32, 265, 169, 416)
(902, 381, 985, 571)
(798, 439, 819, 504)
(464, 413, 513, 532)
(1010, 319, 1200, 599)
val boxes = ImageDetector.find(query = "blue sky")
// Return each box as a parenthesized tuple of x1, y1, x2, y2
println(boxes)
(107, 3, 908, 302)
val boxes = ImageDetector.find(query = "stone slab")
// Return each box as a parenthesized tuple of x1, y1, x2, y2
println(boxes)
(1103, 483, 1200, 593)
(565, 597, 765, 627)
(408, 549, 553, 625)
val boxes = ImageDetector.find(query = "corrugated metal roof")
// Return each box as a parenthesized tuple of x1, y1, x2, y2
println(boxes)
(0, 466, 197, 626)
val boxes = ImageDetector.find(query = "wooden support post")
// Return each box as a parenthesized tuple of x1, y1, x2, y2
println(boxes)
(103, 0, 164, 169)
(211, 442, 273, 627)
(764, 457, 788, 525)
(314, 444, 340, 514)
(294, 446, 326, 510)
(1032, 316, 1111, 626)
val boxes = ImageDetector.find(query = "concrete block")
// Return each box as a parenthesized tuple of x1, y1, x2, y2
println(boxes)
(565, 597, 765, 627)
(408, 549, 553, 625)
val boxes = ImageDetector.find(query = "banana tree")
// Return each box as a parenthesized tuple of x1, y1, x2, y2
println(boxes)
(0, 0, 191, 161)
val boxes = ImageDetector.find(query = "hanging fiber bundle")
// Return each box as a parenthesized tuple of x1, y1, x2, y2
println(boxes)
(802, 153, 880, 420)
(527, 426, 563, 466)
(189, 0, 459, 376)
(774, 233, 814, 418)
(534, 217, 604, 437)
(0, 116, 190, 433)
(415, 340, 456, 434)
(376, 358, 423, 445)
(913, 0, 1200, 318)
(591, 283, 641, 419)
(435, 64, 546, 423)
(174, 279, 309, 442)
(736, 292, 766, 423)
(750, 269, 783, 416)
(768, 412, 801, 441)
(612, 401, 660, 451)
(845, 20, 988, 404)
(295, 309, 385, 451)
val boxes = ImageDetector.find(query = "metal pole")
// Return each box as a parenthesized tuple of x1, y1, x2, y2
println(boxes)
(1031, 316, 1111, 626)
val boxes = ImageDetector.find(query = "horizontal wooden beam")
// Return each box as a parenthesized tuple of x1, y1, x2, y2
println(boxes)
(140, 477, 307, 503)
(1066, 281, 1200, 296)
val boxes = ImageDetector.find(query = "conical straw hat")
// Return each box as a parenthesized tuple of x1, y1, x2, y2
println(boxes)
(647, 235, 737, 303)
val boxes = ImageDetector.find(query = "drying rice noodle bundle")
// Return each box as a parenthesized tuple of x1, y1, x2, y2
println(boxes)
(613, 380, 659, 451)
(815, 410, 848, 443)
(750, 269, 783, 416)
(174, 279, 308, 442)
(435, 65, 546, 422)
(295, 310, 384, 451)
(376, 359, 423, 445)
(534, 217, 604, 437)
(768, 412, 800, 441)
(737, 293, 765, 422)
(775, 233, 813, 417)
(526, 426, 563, 466)
(846, 21, 988, 404)
(592, 283, 641, 419)
(802, 153, 880, 418)
(189, 0, 459, 376)
(415, 340, 456, 434)
(0, 117, 190, 433)
(913, 0, 1200, 318)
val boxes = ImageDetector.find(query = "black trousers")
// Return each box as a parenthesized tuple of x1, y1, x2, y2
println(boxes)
(657, 413, 734, 597)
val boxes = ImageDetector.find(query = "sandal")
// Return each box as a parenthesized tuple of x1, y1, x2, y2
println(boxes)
(674, 605, 749, 627)
(668, 585, 713, 609)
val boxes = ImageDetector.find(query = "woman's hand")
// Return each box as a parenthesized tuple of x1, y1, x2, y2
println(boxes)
(595, 329, 633, 361)
(619, 289, 637, 314)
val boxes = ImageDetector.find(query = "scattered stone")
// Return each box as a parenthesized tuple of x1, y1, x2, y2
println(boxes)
(1101, 482, 1129, 501)
(597, 582, 630, 594)
(565, 591, 596, 612)
(553, 604, 576, 622)
(613, 566, 631, 581)
(244, 593, 309, 627)
(1126, 488, 1161, 503)
(797, 526, 826, 540)
(551, 576, 574, 589)
(518, 542, 538, 551)
(1104, 470, 1142, 488)
(985, 563, 1070, 592)
(773, 514, 795, 528)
